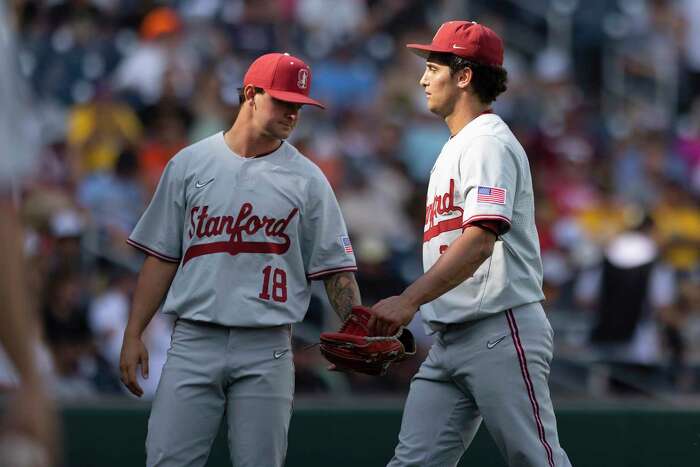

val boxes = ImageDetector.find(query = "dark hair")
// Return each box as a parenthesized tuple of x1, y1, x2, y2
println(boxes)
(238, 86, 265, 104)
(428, 52, 508, 104)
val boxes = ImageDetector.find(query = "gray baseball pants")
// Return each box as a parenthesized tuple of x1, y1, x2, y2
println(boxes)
(388, 302, 572, 467)
(146, 319, 294, 467)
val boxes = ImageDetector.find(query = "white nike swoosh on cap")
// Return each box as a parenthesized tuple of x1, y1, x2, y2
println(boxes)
(452, 44, 468, 49)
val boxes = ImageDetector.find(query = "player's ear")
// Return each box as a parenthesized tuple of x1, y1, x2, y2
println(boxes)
(455, 67, 473, 90)
(243, 85, 258, 106)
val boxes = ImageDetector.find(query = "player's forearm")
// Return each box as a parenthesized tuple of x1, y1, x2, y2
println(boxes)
(125, 255, 179, 338)
(0, 203, 40, 384)
(403, 227, 496, 308)
(323, 271, 362, 321)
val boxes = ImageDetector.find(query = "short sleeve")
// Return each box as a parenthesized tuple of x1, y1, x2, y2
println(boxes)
(127, 157, 185, 262)
(302, 174, 357, 280)
(459, 136, 517, 235)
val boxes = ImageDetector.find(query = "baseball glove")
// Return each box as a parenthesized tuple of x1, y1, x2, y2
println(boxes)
(320, 306, 416, 376)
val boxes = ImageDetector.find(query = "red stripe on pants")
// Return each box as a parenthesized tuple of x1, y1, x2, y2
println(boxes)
(506, 309, 555, 467)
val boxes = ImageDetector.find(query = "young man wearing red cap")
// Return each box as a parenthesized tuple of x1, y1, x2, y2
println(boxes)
(119, 52, 360, 467)
(370, 21, 572, 466)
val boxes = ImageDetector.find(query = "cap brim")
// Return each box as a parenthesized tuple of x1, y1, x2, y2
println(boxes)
(266, 89, 325, 109)
(406, 43, 453, 58)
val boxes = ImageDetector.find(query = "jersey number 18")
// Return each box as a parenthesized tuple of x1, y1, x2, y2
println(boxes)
(259, 266, 288, 303)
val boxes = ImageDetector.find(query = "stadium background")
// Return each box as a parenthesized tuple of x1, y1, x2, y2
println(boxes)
(1, 0, 700, 465)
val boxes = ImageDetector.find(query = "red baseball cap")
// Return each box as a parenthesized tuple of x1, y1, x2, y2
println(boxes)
(406, 20, 504, 67)
(243, 53, 324, 109)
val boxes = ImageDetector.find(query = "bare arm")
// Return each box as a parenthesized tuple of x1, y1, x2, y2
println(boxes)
(323, 271, 362, 321)
(0, 202, 58, 459)
(405, 226, 496, 306)
(370, 226, 496, 335)
(120, 254, 178, 396)
(0, 202, 39, 385)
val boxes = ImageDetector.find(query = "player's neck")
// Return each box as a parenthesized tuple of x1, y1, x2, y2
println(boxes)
(224, 119, 282, 158)
(445, 99, 491, 136)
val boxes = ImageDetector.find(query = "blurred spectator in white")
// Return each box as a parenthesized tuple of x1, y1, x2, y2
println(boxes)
(89, 267, 173, 398)
(113, 7, 198, 106)
(48, 208, 85, 271)
(577, 214, 675, 365)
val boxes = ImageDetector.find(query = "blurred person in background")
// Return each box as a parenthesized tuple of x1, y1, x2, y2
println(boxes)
(66, 84, 142, 177)
(77, 148, 147, 257)
(652, 180, 700, 384)
(89, 265, 172, 398)
(652, 180, 700, 276)
(42, 267, 122, 399)
(47, 208, 85, 271)
(138, 105, 190, 194)
(0, 3, 57, 466)
(584, 214, 673, 361)
(113, 6, 197, 107)
(572, 209, 680, 393)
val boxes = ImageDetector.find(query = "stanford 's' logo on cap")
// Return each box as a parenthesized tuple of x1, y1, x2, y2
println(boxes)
(297, 68, 309, 90)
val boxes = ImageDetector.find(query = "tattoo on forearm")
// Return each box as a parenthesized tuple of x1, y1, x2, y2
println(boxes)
(324, 272, 361, 320)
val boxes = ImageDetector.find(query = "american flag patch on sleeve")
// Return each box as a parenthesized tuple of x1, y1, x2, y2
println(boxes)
(339, 235, 353, 254)
(476, 186, 506, 205)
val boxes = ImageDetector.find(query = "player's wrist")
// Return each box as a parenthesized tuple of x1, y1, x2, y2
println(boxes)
(400, 290, 422, 313)
(124, 326, 144, 340)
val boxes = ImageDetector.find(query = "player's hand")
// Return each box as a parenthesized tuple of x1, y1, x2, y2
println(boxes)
(119, 334, 149, 397)
(369, 295, 418, 336)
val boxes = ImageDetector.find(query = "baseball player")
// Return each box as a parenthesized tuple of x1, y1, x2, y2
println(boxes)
(119, 52, 361, 467)
(369, 21, 572, 466)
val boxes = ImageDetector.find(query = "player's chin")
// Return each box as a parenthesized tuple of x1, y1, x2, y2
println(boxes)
(427, 101, 449, 117)
(427, 103, 443, 116)
(274, 124, 294, 139)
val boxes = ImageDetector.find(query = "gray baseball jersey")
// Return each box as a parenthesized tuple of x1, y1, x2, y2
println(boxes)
(421, 113, 544, 326)
(128, 132, 357, 327)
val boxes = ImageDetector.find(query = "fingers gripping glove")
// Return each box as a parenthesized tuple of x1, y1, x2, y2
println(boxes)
(320, 306, 416, 376)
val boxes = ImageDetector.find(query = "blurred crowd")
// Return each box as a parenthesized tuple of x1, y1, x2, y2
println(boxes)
(1, 0, 699, 399)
